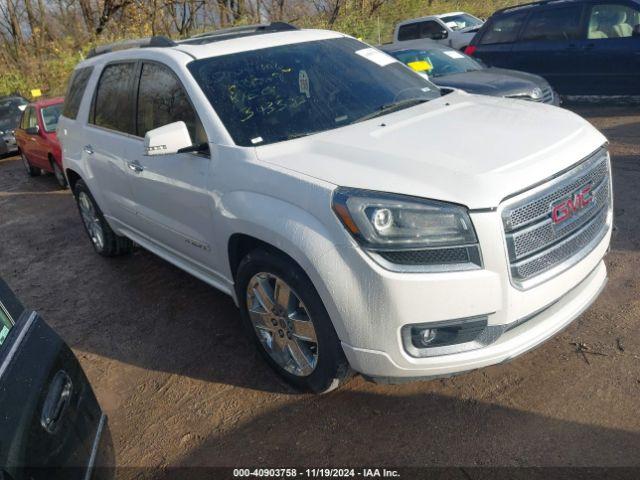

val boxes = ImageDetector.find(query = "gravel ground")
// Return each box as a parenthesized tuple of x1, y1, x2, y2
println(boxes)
(0, 104, 638, 475)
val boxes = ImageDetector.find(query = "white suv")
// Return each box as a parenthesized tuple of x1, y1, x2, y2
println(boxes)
(58, 23, 612, 393)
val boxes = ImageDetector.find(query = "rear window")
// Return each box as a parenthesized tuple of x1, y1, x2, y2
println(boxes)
(92, 62, 136, 135)
(521, 6, 584, 41)
(63, 67, 93, 120)
(480, 12, 528, 45)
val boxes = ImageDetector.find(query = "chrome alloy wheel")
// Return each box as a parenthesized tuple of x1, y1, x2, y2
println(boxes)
(246, 272, 319, 377)
(78, 191, 105, 251)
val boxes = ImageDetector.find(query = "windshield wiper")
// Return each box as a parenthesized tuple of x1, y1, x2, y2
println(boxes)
(352, 98, 429, 124)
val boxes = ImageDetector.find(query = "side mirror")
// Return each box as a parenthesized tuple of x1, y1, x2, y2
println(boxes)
(144, 121, 193, 156)
(633, 24, 640, 37)
(432, 29, 448, 40)
(25, 126, 39, 135)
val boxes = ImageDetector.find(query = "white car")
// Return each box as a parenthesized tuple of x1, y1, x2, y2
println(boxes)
(58, 23, 612, 393)
(393, 11, 484, 50)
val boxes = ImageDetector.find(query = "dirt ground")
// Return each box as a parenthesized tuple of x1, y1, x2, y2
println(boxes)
(1, 104, 639, 474)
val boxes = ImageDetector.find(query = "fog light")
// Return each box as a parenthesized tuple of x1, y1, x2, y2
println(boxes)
(418, 328, 436, 346)
(402, 316, 495, 358)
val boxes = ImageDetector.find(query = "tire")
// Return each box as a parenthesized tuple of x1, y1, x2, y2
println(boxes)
(21, 151, 40, 177)
(236, 248, 352, 394)
(51, 158, 68, 189)
(73, 179, 134, 257)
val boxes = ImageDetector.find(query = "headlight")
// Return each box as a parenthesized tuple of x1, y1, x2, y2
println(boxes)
(332, 188, 482, 271)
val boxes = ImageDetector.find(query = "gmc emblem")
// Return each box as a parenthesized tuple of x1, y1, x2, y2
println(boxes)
(551, 184, 593, 224)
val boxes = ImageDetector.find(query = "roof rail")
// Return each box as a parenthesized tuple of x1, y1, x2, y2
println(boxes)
(493, 0, 570, 15)
(180, 22, 298, 45)
(86, 35, 176, 59)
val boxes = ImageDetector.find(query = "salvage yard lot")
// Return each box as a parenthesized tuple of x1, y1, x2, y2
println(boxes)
(0, 104, 639, 472)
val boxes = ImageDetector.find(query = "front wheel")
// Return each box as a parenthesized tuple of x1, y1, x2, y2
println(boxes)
(74, 180, 134, 257)
(236, 248, 352, 393)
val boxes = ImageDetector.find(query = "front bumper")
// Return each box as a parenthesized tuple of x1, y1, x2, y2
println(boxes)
(321, 208, 611, 380)
(3, 135, 17, 153)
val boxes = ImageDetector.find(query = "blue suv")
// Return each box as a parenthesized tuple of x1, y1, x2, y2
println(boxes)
(465, 0, 640, 95)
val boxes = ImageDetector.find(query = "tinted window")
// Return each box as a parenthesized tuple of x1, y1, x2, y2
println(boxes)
(63, 67, 93, 120)
(398, 21, 445, 40)
(521, 6, 584, 41)
(0, 97, 27, 131)
(589, 3, 640, 39)
(137, 62, 206, 144)
(42, 104, 63, 132)
(20, 108, 30, 129)
(188, 38, 440, 146)
(480, 12, 528, 44)
(398, 23, 420, 41)
(27, 107, 37, 129)
(92, 63, 136, 134)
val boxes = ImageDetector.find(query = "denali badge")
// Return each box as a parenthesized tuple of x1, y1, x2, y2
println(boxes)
(551, 184, 593, 224)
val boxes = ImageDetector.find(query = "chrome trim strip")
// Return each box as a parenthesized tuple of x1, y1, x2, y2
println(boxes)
(0, 311, 36, 380)
(84, 413, 107, 480)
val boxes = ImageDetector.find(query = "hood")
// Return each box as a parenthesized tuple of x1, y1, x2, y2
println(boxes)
(256, 91, 606, 209)
(431, 68, 546, 97)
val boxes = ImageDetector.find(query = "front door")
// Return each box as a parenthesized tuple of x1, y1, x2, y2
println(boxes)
(0, 278, 105, 480)
(125, 61, 216, 272)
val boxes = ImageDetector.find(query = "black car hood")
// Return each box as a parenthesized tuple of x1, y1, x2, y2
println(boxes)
(431, 68, 548, 97)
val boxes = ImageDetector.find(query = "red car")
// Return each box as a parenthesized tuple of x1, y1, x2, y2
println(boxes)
(15, 97, 67, 188)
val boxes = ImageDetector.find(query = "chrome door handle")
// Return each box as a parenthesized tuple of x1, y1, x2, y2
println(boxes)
(83, 145, 94, 155)
(127, 161, 144, 173)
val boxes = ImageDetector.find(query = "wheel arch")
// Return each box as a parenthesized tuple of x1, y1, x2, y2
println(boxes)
(65, 168, 82, 192)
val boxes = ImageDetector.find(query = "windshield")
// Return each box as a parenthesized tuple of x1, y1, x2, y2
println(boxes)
(0, 98, 27, 132)
(188, 38, 440, 146)
(42, 104, 63, 133)
(440, 13, 483, 31)
(389, 48, 483, 78)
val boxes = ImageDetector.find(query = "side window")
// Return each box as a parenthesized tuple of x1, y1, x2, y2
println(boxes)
(397, 23, 419, 41)
(92, 62, 136, 135)
(479, 12, 528, 45)
(27, 108, 38, 129)
(588, 3, 640, 39)
(20, 108, 31, 129)
(420, 20, 445, 39)
(0, 303, 13, 348)
(62, 67, 94, 120)
(136, 62, 206, 144)
(521, 6, 584, 41)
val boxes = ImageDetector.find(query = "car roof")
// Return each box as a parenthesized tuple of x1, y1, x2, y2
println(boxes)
(380, 39, 450, 53)
(397, 11, 476, 25)
(30, 97, 64, 109)
(77, 28, 346, 68)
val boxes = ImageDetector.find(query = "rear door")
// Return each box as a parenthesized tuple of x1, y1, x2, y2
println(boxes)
(474, 11, 529, 67)
(580, 1, 640, 94)
(83, 61, 139, 229)
(0, 278, 105, 480)
(510, 4, 588, 94)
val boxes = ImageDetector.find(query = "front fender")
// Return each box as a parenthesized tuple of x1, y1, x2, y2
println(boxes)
(220, 190, 356, 344)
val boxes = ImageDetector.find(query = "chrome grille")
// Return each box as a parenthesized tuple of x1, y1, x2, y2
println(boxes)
(501, 148, 612, 289)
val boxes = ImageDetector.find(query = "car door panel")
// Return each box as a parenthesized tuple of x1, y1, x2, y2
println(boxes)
(0, 278, 106, 480)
